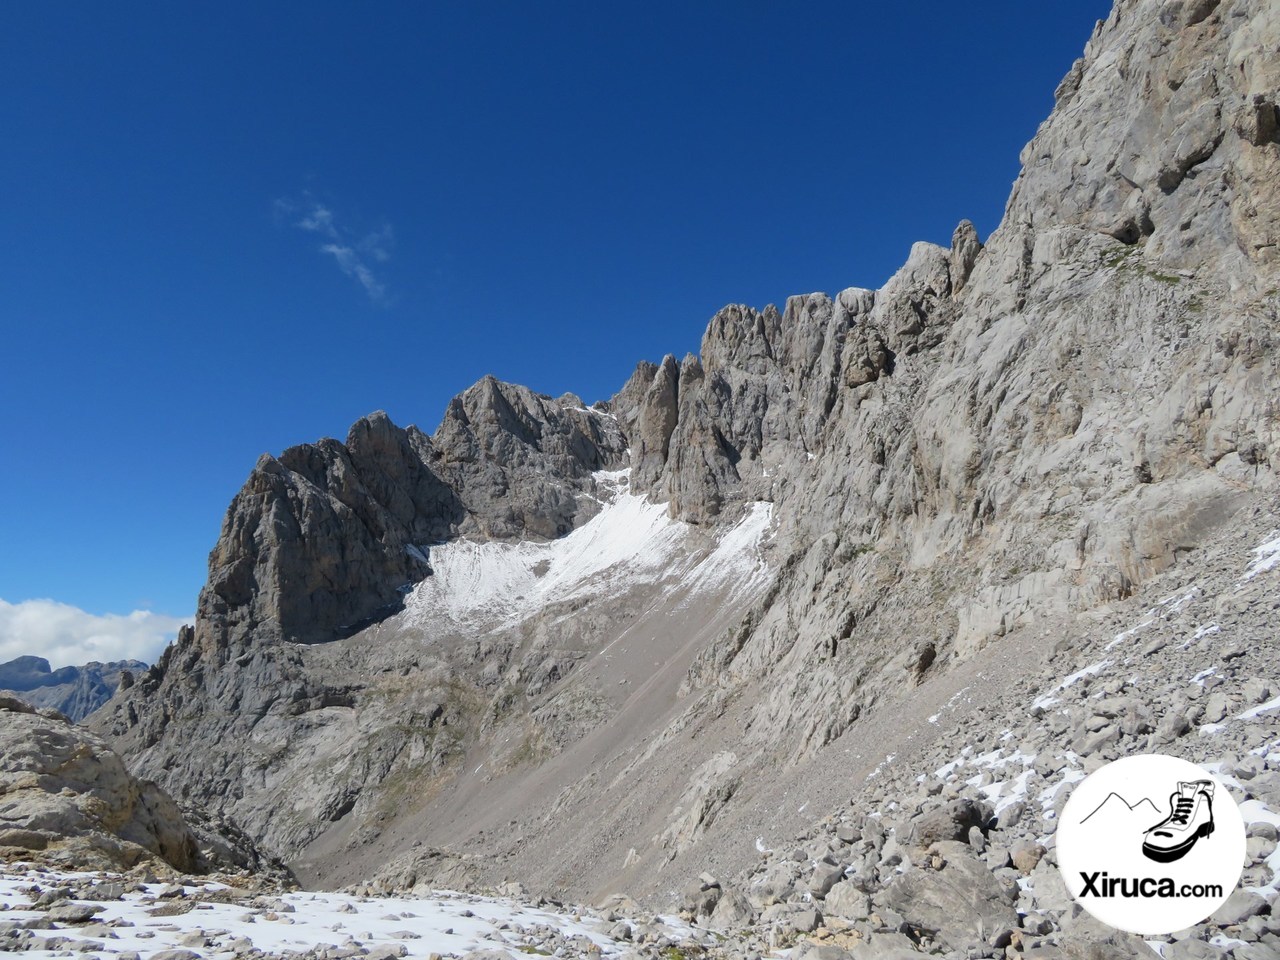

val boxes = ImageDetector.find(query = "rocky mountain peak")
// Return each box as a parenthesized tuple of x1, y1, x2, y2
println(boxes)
(194, 375, 636, 657)
(1002, 0, 1279, 276)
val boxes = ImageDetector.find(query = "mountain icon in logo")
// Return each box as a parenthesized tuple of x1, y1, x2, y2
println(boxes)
(1079, 792, 1162, 826)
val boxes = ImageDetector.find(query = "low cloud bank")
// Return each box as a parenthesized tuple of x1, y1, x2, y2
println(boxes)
(0, 598, 188, 670)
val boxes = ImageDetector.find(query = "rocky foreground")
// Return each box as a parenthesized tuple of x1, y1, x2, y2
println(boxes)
(672, 516, 1280, 960)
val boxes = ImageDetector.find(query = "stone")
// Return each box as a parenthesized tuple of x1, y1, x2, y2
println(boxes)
(1011, 843, 1046, 874)
(810, 862, 846, 899)
(1165, 940, 1228, 960)
(877, 844, 1018, 951)
(795, 943, 855, 960)
(909, 799, 992, 847)
(707, 887, 755, 931)
(824, 881, 871, 921)
(762, 904, 822, 935)
(835, 824, 861, 845)
(0, 700, 197, 871)
(950, 220, 983, 294)
(44, 903, 103, 924)
(1212, 889, 1268, 925)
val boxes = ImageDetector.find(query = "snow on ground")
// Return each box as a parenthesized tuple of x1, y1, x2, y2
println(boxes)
(930, 746, 1050, 816)
(1030, 659, 1112, 711)
(404, 467, 773, 630)
(1238, 694, 1280, 721)
(1243, 531, 1280, 581)
(681, 501, 773, 596)
(0, 868, 689, 960)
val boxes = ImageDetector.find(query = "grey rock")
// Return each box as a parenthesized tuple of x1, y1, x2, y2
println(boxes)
(0, 699, 197, 871)
(1212, 889, 1268, 925)
(707, 887, 755, 931)
(909, 799, 992, 847)
(809, 862, 846, 899)
(1010, 843, 1046, 874)
(950, 220, 983, 295)
(835, 823, 861, 844)
(824, 880, 871, 921)
(1165, 940, 1228, 960)
(795, 943, 855, 960)
(43, 903, 103, 924)
(849, 932, 921, 960)
(877, 845, 1017, 950)
(761, 903, 822, 935)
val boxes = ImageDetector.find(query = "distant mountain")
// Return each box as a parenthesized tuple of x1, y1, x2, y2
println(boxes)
(0, 655, 146, 721)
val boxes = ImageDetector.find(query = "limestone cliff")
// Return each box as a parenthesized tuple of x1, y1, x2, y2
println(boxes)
(91, 0, 1279, 915)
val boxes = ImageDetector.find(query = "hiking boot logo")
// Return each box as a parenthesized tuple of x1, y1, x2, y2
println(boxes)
(1057, 754, 1246, 937)
(1142, 779, 1215, 863)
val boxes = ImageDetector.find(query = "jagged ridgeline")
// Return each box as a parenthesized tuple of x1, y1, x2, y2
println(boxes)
(0, 656, 145, 721)
(90, 0, 1277, 912)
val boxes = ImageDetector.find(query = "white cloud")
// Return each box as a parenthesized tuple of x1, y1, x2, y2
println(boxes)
(296, 205, 339, 240)
(0, 598, 189, 670)
(278, 194, 393, 303)
(320, 242, 386, 300)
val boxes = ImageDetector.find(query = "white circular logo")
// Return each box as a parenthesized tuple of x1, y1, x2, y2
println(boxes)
(1057, 754, 1246, 935)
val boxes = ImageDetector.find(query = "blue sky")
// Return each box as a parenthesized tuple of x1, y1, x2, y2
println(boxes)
(0, 1, 1112, 666)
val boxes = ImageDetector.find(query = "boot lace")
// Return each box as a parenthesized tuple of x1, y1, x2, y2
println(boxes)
(1169, 796, 1195, 825)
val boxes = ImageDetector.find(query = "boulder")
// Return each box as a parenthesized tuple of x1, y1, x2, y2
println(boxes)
(0, 699, 197, 871)
(908, 799, 992, 847)
(876, 843, 1017, 950)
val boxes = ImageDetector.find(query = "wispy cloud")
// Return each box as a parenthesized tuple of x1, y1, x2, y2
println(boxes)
(277, 194, 394, 303)
(0, 598, 189, 670)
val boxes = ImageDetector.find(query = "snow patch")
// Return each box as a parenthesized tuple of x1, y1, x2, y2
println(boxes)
(1238, 694, 1280, 721)
(0, 869, 677, 960)
(1243, 531, 1280, 581)
(1038, 766, 1085, 814)
(682, 501, 773, 595)
(1032, 659, 1112, 710)
(405, 469, 771, 630)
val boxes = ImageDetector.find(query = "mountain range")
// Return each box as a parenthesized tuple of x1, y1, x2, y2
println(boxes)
(0, 655, 145, 721)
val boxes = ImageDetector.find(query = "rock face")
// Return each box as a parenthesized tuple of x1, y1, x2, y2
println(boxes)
(694, 498, 1280, 960)
(0, 696, 197, 871)
(0, 656, 146, 722)
(89, 0, 1279, 934)
(198, 386, 627, 657)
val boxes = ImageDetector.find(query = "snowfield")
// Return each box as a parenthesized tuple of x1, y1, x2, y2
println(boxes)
(405, 467, 773, 629)
(0, 868, 697, 960)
